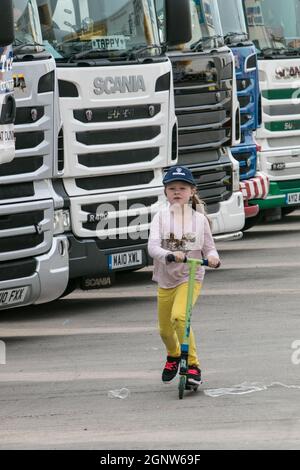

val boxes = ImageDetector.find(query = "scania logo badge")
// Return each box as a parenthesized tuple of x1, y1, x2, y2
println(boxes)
(93, 75, 146, 95)
(35, 223, 43, 235)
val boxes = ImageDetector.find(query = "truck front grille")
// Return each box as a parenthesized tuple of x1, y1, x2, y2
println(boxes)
(78, 148, 159, 168)
(0, 156, 43, 177)
(0, 233, 44, 253)
(74, 104, 161, 123)
(175, 87, 231, 150)
(15, 131, 44, 150)
(0, 258, 37, 281)
(232, 151, 253, 177)
(238, 95, 251, 108)
(75, 171, 155, 192)
(76, 126, 160, 146)
(15, 106, 44, 125)
(0, 201, 53, 261)
(58, 66, 170, 178)
(9, 59, 56, 182)
(76, 194, 159, 245)
(0, 210, 44, 231)
(0, 183, 34, 200)
(191, 164, 232, 212)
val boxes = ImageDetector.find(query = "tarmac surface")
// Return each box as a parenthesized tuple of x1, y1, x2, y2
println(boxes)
(0, 210, 300, 450)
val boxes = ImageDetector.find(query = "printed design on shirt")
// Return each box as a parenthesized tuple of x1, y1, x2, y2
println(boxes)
(161, 232, 196, 252)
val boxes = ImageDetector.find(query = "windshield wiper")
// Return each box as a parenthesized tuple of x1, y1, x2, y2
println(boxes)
(260, 46, 299, 57)
(224, 31, 248, 45)
(121, 44, 166, 60)
(191, 35, 224, 52)
(68, 48, 119, 61)
(67, 43, 165, 63)
(13, 42, 45, 53)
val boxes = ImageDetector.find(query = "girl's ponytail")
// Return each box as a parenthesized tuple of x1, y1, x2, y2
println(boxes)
(191, 192, 206, 214)
(191, 190, 212, 228)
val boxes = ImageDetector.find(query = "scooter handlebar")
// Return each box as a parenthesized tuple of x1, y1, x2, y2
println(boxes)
(166, 254, 209, 266)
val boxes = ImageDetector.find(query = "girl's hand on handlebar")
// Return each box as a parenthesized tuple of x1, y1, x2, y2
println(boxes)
(172, 251, 186, 263)
(207, 256, 221, 268)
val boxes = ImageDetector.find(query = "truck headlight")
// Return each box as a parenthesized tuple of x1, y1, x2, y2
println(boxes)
(54, 209, 71, 234)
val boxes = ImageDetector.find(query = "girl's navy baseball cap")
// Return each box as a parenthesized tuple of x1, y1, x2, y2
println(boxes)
(163, 166, 196, 185)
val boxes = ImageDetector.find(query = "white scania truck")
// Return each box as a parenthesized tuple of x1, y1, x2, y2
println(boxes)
(0, 0, 15, 165)
(157, 0, 245, 241)
(37, 0, 192, 292)
(244, 0, 300, 219)
(0, 0, 69, 310)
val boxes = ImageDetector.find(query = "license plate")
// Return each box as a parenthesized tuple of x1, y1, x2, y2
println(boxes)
(0, 286, 29, 307)
(286, 192, 300, 205)
(108, 250, 143, 270)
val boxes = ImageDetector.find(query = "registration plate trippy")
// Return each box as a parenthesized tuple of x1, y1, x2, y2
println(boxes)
(0, 286, 29, 307)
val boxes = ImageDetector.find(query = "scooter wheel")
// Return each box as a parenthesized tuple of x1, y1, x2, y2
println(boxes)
(178, 376, 186, 400)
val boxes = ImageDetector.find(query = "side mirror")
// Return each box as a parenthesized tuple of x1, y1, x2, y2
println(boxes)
(0, 0, 14, 47)
(165, 0, 192, 46)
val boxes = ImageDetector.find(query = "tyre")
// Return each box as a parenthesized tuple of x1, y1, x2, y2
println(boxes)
(178, 376, 186, 400)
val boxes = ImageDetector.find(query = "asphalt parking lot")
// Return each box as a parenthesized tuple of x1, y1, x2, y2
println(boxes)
(0, 211, 300, 450)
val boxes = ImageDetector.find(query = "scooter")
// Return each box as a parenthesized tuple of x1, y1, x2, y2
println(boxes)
(166, 254, 208, 399)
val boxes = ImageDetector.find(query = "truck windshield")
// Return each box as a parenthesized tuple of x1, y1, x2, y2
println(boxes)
(244, 0, 300, 53)
(37, 0, 160, 60)
(189, 0, 223, 49)
(217, 0, 248, 42)
(13, 0, 43, 47)
(156, 0, 223, 51)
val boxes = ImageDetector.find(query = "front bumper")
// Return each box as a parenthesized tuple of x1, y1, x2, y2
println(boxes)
(249, 180, 300, 210)
(209, 191, 245, 238)
(240, 172, 270, 201)
(244, 202, 259, 219)
(68, 233, 150, 279)
(0, 236, 69, 310)
(240, 172, 269, 218)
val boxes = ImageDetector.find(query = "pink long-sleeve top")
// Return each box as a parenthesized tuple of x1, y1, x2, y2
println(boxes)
(148, 206, 219, 288)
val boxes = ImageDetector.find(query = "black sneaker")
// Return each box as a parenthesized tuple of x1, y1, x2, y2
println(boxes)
(162, 356, 180, 383)
(187, 365, 202, 386)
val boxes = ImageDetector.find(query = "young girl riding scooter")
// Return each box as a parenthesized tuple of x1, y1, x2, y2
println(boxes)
(148, 165, 220, 387)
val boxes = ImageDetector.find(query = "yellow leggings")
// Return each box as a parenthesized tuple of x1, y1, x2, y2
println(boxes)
(157, 282, 202, 367)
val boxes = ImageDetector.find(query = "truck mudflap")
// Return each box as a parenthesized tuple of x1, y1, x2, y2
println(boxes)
(240, 172, 269, 201)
